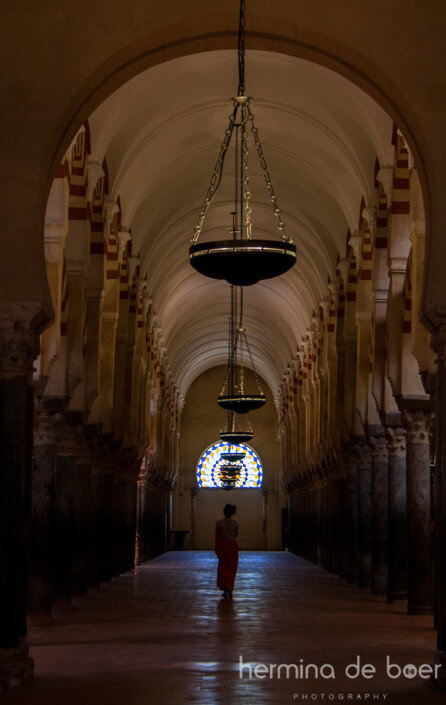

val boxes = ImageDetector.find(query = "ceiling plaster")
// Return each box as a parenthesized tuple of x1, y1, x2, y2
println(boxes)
(88, 49, 393, 397)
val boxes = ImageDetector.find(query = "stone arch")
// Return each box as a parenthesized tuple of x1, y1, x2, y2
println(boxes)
(7, 11, 438, 331)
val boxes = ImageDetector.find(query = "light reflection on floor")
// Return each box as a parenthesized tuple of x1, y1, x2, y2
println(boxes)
(3, 551, 443, 704)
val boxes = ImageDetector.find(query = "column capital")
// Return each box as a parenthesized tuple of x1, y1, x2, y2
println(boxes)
(103, 197, 120, 231)
(386, 425, 406, 457)
(0, 644, 34, 689)
(348, 230, 363, 266)
(86, 159, 104, 202)
(128, 256, 140, 283)
(362, 205, 377, 239)
(368, 434, 389, 463)
(355, 441, 372, 470)
(376, 165, 393, 204)
(117, 229, 132, 262)
(0, 312, 40, 380)
(402, 409, 433, 445)
(57, 423, 90, 459)
(34, 411, 64, 447)
(336, 258, 350, 284)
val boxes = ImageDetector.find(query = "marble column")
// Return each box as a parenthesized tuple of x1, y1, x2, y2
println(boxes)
(369, 434, 389, 595)
(402, 410, 434, 615)
(433, 326, 446, 685)
(316, 482, 323, 565)
(72, 461, 92, 594)
(356, 442, 372, 589)
(190, 486, 199, 550)
(262, 489, 268, 550)
(28, 412, 59, 612)
(338, 473, 348, 578)
(111, 474, 125, 576)
(345, 448, 359, 584)
(121, 476, 137, 571)
(333, 475, 343, 576)
(100, 471, 115, 582)
(53, 454, 76, 600)
(89, 466, 104, 587)
(386, 426, 408, 603)
(0, 315, 37, 688)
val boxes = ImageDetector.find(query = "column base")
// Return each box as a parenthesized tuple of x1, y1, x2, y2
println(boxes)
(408, 604, 433, 616)
(434, 650, 446, 688)
(0, 645, 34, 690)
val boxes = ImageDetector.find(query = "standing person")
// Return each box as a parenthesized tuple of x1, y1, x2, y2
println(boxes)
(215, 504, 239, 598)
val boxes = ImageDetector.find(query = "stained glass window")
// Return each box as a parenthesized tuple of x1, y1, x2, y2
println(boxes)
(196, 441, 263, 489)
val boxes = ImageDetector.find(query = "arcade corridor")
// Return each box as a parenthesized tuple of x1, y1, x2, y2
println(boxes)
(3, 552, 441, 705)
(3, 0, 446, 695)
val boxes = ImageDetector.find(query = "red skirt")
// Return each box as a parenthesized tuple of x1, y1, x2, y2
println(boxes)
(215, 537, 239, 591)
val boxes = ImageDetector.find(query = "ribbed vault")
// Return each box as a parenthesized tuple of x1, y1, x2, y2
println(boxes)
(88, 49, 393, 397)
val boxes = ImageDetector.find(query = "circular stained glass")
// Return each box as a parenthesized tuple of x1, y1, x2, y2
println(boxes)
(196, 441, 263, 489)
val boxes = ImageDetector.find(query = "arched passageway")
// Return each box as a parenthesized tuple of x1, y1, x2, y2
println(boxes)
(1, 1, 446, 695)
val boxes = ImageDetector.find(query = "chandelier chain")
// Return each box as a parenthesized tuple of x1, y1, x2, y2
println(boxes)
(238, 0, 246, 96)
(242, 106, 252, 239)
(191, 106, 237, 245)
(247, 104, 291, 243)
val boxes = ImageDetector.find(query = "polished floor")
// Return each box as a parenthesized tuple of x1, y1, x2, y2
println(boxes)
(4, 551, 444, 704)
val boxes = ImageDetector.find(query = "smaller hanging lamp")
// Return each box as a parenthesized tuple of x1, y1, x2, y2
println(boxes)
(220, 430, 253, 444)
(221, 452, 245, 462)
(219, 463, 242, 490)
(218, 285, 266, 414)
(189, 0, 296, 286)
(220, 409, 253, 444)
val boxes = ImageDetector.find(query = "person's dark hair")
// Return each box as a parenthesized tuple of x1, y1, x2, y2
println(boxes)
(223, 504, 237, 517)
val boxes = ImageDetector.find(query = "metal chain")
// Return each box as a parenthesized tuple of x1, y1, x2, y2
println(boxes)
(247, 104, 291, 243)
(191, 105, 237, 244)
(242, 106, 252, 239)
(238, 0, 246, 96)
(234, 120, 240, 239)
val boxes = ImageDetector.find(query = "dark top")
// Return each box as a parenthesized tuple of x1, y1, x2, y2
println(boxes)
(215, 517, 239, 540)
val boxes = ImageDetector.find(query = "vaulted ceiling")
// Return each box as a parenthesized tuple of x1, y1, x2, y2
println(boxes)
(88, 49, 393, 397)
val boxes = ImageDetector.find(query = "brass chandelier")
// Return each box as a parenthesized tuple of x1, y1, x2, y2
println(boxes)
(189, 0, 296, 286)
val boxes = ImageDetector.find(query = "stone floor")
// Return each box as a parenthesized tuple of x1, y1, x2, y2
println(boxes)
(3, 551, 444, 704)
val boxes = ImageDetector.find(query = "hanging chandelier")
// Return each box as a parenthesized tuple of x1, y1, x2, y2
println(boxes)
(219, 462, 242, 490)
(220, 451, 245, 462)
(218, 284, 266, 414)
(189, 0, 296, 286)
